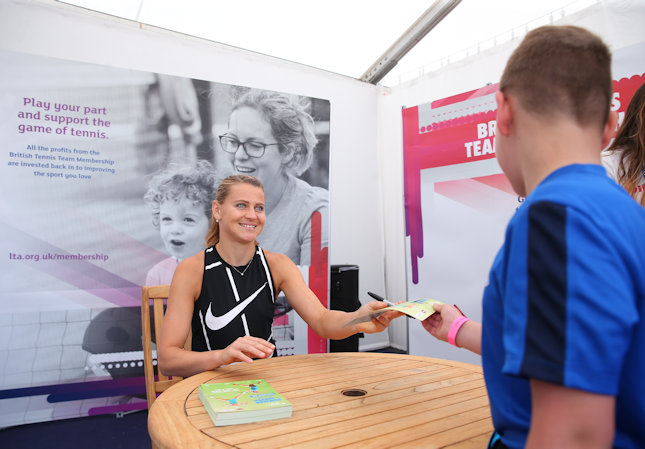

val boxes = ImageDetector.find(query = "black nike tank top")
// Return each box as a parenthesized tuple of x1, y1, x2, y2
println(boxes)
(191, 245, 276, 352)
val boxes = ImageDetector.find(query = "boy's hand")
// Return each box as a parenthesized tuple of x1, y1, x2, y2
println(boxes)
(422, 303, 463, 342)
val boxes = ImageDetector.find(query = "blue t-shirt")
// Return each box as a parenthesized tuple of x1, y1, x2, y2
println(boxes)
(482, 164, 645, 449)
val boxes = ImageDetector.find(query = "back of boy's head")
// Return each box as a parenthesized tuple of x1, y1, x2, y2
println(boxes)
(499, 25, 612, 129)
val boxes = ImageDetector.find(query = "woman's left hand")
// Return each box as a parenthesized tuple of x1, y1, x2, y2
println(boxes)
(356, 301, 403, 333)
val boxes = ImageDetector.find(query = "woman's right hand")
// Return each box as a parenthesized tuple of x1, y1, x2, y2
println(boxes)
(218, 336, 275, 365)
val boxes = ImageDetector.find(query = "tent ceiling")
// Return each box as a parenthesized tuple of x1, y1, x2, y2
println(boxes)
(59, 0, 594, 87)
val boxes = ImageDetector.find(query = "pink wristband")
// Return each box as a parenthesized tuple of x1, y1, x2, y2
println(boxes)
(448, 316, 470, 347)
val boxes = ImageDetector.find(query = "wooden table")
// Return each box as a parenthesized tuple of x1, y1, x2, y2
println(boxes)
(148, 352, 493, 449)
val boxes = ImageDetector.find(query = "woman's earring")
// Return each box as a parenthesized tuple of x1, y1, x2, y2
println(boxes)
(216, 219, 219, 223)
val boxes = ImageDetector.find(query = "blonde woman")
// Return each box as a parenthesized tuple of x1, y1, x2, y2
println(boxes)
(158, 175, 398, 377)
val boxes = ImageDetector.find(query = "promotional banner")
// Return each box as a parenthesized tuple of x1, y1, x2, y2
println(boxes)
(402, 43, 645, 360)
(0, 50, 330, 426)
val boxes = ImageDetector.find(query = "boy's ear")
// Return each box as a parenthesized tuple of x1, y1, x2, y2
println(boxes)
(601, 110, 618, 149)
(495, 91, 513, 137)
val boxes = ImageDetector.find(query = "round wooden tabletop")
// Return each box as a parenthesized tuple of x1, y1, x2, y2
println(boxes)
(148, 352, 493, 448)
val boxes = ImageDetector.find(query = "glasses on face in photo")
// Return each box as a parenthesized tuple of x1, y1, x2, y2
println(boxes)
(218, 135, 279, 158)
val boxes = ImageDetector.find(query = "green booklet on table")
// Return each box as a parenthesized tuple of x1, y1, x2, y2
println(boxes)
(198, 379, 292, 426)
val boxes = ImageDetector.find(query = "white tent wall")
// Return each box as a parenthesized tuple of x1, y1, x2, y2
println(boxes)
(2, 0, 643, 362)
(379, 0, 645, 361)
(0, 0, 388, 351)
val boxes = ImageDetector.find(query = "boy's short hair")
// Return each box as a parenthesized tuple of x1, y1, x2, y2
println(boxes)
(500, 25, 612, 128)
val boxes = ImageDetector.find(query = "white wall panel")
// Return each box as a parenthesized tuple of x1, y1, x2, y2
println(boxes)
(0, 0, 388, 351)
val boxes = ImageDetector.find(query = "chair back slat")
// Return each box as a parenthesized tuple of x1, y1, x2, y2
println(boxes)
(152, 297, 170, 383)
(141, 284, 191, 413)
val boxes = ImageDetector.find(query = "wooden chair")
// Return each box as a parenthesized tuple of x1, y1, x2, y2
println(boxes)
(141, 284, 191, 411)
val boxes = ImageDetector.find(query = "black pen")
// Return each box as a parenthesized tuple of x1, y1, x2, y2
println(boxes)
(367, 291, 396, 306)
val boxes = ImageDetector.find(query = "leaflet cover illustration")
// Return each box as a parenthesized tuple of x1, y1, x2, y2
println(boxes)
(344, 298, 443, 326)
(198, 379, 292, 426)
(384, 298, 443, 320)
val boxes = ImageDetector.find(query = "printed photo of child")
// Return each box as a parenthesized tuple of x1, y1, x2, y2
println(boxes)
(144, 160, 218, 285)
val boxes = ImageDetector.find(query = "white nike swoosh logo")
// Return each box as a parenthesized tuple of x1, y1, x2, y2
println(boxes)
(204, 283, 267, 331)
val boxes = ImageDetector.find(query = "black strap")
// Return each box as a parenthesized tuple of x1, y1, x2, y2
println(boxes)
(487, 431, 508, 449)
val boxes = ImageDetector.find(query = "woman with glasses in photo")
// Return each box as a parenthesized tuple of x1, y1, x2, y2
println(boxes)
(217, 89, 328, 267)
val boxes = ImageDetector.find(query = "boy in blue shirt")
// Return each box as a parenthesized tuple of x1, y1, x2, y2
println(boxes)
(423, 26, 645, 449)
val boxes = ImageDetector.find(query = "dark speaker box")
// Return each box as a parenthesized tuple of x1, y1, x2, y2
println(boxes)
(330, 265, 363, 352)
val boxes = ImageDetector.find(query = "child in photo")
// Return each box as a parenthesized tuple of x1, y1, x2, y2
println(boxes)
(144, 160, 218, 285)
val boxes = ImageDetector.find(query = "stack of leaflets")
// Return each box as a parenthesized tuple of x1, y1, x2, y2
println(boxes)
(198, 379, 292, 426)
(344, 297, 444, 327)
(384, 298, 444, 320)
